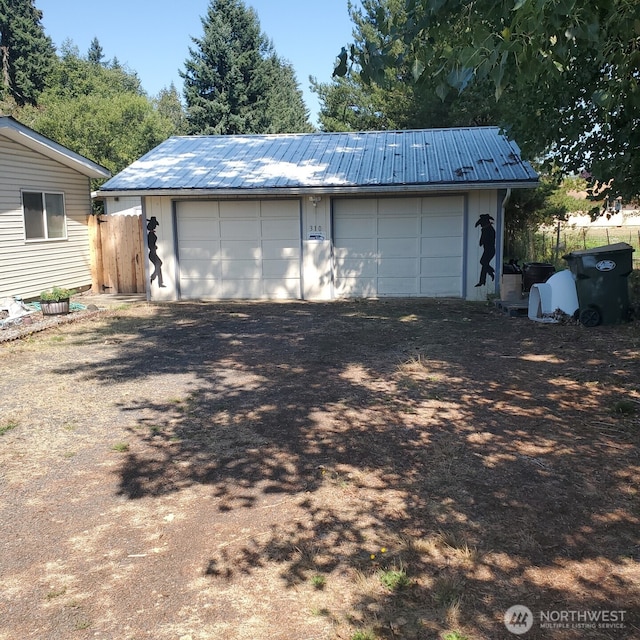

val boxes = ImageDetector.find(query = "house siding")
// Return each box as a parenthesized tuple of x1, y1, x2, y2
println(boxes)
(0, 136, 95, 300)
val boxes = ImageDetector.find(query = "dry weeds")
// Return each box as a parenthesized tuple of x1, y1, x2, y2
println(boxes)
(1, 298, 639, 640)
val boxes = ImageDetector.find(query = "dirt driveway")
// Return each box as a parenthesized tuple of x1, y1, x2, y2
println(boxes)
(1, 299, 639, 640)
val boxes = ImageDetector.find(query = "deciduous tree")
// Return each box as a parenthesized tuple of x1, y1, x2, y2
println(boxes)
(316, 0, 508, 132)
(17, 47, 176, 179)
(335, 0, 640, 201)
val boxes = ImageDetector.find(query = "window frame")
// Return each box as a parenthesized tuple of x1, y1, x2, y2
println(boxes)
(21, 190, 68, 242)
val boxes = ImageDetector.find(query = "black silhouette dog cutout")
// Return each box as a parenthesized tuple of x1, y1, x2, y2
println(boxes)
(475, 214, 496, 287)
(147, 216, 165, 288)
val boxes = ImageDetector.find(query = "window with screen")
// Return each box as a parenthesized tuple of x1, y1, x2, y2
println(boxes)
(22, 192, 66, 240)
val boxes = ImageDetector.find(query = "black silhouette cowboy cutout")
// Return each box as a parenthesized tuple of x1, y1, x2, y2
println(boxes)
(147, 216, 165, 288)
(475, 214, 496, 287)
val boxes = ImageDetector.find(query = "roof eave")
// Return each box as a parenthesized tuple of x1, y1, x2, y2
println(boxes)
(0, 116, 111, 179)
(96, 180, 539, 199)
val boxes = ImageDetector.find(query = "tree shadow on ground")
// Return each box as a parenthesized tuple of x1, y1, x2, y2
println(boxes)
(56, 299, 640, 639)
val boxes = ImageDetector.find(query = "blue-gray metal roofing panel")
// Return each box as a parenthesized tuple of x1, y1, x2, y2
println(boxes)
(100, 127, 538, 193)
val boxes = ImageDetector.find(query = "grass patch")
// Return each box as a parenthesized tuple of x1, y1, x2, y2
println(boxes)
(397, 353, 430, 373)
(442, 632, 469, 640)
(0, 420, 18, 436)
(111, 442, 130, 452)
(74, 618, 91, 630)
(436, 530, 478, 562)
(612, 399, 636, 415)
(351, 630, 377, 640)
(46, 587, 66, 600)
(433, 575, 464, 608)
(379, 566, 411, 591)
(310, 574, 326, 590)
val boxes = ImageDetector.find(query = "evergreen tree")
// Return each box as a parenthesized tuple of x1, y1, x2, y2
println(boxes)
(154, 83, 187, 135)
(181, 0, 311, 134)
(0, 0, 55, 105)
(87, 37, 105, 66)
(258, 54, 313, 133)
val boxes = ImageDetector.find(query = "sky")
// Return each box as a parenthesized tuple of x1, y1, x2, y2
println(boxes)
(37, 0, 358, 127)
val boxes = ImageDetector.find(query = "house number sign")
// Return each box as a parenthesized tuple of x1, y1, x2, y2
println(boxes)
(308, 225, 325, 242)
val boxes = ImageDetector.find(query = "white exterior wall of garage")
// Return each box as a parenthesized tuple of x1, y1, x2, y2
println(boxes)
(140, 188, 501, 302)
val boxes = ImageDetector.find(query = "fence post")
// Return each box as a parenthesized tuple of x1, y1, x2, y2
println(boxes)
(88, 215, 104, 293)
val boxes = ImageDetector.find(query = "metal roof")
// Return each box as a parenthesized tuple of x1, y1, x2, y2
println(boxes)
(99, 127, 538, 196)
(0, 116, 110, 179)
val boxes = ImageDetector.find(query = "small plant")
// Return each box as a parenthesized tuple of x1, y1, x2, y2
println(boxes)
(351, 630, 377, 640)
(613, 399, 636, 415)
(74, 618, 91, 630)
(442, 632, 469, 640)
(379, 566, 410, 591)
(433, 575, 464, 607)
(0, 420, 18, 436)
(111, 442, 129, 452)
(436, 530, 478, 562)
(400, 353, 429, 371)
(46, 587, 66, 600)
(310, 574, 326, 590)
(40, 286, 76, 302)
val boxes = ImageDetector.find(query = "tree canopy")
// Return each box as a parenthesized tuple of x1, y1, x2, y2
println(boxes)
(14, 46, 178, 178)
(335, 0, 640, 201)
(0, 0, 55, 105)
(316, 0, 511, 132)
(181, 0, 312, 134)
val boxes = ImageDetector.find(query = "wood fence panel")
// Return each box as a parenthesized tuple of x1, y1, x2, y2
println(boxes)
(133, 217, 145, 292)
(88, 215, 103, 294)
(102, 217, 118, 293)
(89, 215, 146, 294)
(116, 217, 134, 293)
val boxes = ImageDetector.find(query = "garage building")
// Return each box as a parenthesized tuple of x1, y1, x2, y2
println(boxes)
(97, 127, 538, 301)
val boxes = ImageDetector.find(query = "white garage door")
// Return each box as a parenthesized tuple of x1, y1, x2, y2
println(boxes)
(334, 196, 464, 297)
(177, 199, 301, 299)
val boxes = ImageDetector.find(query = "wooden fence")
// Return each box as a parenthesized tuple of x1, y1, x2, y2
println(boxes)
(88, 215, 146, 294)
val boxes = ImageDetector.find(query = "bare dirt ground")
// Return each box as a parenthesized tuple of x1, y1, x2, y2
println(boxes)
(1, 298, 639, 640)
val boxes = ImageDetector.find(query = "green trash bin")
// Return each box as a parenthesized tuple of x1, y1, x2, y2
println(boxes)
(563, 242, 634, 326)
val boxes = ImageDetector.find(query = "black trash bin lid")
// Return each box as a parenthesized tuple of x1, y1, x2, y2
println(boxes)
(563, 242, 634, 260)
